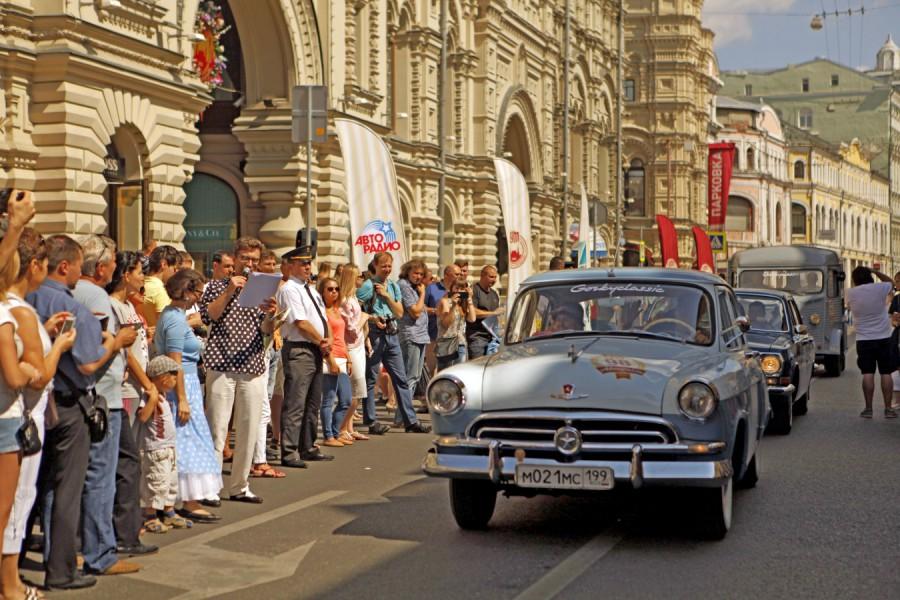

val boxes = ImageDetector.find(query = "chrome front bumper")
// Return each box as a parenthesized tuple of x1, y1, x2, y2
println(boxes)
(767, 383, 796, 397)
(422, 437, 733, 489)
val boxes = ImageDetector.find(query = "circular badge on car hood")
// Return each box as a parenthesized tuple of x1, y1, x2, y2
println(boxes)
(554, 426, 582, 456)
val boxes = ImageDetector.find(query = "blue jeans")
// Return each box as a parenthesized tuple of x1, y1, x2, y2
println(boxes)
(266, 346, 280, 401)
(82, 409, 122, 573)
(364, 332, 418, 427)
(321, 372, 351, 439)
(396, 340, 426, 424)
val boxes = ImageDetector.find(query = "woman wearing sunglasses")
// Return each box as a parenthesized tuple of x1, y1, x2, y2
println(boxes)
(318, 277, 353, 448)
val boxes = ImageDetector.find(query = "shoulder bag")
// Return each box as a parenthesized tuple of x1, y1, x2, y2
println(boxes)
(57, 368, 108, 443)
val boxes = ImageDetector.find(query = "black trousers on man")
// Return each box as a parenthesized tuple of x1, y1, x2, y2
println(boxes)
(113, 409, 142, 547)
(39, 396, 90, 587)
(280, 341, 323, 461)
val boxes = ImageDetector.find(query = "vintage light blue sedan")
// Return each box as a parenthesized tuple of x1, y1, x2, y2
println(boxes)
(423, 268, 767, 539)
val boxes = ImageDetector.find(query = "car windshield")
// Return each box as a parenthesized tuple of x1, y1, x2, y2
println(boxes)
(739, 269, 822, 295)
(506, 281, 714, 346)
(737, 296, 787, 332)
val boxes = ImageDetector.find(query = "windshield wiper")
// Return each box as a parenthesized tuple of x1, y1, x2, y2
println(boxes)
(619, 329, 686, 344)
(524, 330, 598, 343)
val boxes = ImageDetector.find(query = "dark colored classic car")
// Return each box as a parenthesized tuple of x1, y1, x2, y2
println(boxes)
(736, 289, 815, 435)
(424, 269, 767, 540)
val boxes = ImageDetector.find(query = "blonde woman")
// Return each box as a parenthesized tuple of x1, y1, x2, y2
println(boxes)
(436, 281, 477, 371)
(337, 264, 368, 442)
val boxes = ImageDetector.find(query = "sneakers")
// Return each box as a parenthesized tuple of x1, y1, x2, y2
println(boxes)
(860, 408, 873, 419)
(405, 422, 432, 434)
(368, 422, 390, 435)
(886, 408, 898, 419)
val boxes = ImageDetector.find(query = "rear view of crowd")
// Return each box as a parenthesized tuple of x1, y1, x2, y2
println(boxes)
(0, 188, 507, 598)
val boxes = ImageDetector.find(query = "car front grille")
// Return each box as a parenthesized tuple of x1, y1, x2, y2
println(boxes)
(468, 412, 678, 449)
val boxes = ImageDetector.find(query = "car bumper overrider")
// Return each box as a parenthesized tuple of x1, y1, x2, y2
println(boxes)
(422, 436, 733, 489)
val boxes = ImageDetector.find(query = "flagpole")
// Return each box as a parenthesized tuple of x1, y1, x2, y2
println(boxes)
(614, 0, 624, 267)
(560, 0, 571, 259)
(436, 0, 448, 263)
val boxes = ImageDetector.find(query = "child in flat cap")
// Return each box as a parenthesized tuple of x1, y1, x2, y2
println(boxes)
(138, 356, 191, 532)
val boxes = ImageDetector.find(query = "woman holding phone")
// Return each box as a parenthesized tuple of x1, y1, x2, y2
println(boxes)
(435, 281, 476, 371)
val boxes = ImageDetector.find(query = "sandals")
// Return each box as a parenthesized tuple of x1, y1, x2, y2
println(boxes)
(143, 517, 170, 534)
(350, 431, 369, 441)
(22, 584, 45, 600)
(338, 431, 355, 445)
(250, 464, 287, 478)
(160, 512, 193, 529)
(860, 409, 873, 419)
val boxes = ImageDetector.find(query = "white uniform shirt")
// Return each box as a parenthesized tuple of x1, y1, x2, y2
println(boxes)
(277, 276, 327, 343)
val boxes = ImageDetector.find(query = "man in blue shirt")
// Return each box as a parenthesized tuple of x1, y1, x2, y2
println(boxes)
(28, 235, 136, 590)
(357, 252, 430, 435)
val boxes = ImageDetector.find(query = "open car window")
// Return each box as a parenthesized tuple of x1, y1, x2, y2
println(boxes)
(737, 295, 788, 332)
(506, 282, 715, 346)
(739, 269, 823, 296)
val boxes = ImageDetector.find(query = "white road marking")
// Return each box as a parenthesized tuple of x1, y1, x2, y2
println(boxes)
(513, 531, 623, 600)
(130, 490, 347, 598)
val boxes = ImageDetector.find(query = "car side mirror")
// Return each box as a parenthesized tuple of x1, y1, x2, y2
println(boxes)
(735, 316, 751, 333)
(794, 324, 808, 335)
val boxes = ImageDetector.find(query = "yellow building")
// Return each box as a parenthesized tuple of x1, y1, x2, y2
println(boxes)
(1, 0, 622, 275)
(622, 0, 719, 265)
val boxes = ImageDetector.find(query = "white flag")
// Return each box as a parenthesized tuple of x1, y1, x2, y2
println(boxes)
(494, 158, 533, 308)
(578, 183, 590, 268)
(335, 118, 409, 269)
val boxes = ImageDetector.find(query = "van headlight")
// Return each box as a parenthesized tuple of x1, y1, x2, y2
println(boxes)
(678, 382, 718, 420)
(809, 314, 821, 325)
(760, 355, 782, 375)
(428, 377, 466, 416)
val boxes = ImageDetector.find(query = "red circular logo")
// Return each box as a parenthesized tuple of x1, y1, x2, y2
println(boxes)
(508, 230, 529, 269)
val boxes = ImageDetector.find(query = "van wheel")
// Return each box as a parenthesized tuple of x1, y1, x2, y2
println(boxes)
(824, 354, 842, 377)
(449, 479, 497, 530)
(694, 477, 733, 540)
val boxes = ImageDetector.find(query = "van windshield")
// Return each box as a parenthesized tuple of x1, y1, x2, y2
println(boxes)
(739, 269, 822, 296)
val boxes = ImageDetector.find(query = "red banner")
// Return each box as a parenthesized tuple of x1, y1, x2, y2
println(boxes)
(692, 226, 715, 273)
(656, 214, 679, 268)
(707, 143, 736, 229)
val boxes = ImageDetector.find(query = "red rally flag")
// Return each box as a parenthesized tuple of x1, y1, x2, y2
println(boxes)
(656, 214, 679, 269)
(707, 143, 736, 229)
(692, 226, 715, 273)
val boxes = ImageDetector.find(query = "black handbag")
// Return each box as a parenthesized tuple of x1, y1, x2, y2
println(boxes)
(58, 369, 108, 443)
(16, 410, 42, 456)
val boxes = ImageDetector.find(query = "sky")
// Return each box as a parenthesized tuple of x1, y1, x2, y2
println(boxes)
(703, 0, 900, 72)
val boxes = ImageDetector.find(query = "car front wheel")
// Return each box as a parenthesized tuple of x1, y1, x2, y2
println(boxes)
(449, 479, 497, 530)
(694, 477, 733, 540)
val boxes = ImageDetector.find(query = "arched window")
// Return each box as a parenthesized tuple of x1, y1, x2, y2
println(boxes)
(625, 158, 645, 216)
(182, 173, 240, 276)
(746, 147, 755, 171)
(725, 196, 753, 232)
(793, 160, 805, 179)
(791, 203, 807, 236)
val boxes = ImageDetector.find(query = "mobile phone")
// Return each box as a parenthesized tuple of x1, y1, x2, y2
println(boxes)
(94, 313, 110, 331)
(60, 317, 76, 335)
(121, 321, 144, 331)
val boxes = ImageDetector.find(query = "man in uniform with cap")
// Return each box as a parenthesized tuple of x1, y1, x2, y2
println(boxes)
(276, 245, 333, 467)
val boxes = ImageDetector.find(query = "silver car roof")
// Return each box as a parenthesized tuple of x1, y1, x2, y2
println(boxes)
(522, 268, 725, 288)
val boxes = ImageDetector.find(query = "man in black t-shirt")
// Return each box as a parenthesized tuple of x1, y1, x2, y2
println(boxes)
(466, 266, 502, 358)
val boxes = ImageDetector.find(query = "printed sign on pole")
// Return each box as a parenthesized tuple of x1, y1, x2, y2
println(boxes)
(708, 231, 727, 254)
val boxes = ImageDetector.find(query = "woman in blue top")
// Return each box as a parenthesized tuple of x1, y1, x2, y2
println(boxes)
(157, 270, 222, 522)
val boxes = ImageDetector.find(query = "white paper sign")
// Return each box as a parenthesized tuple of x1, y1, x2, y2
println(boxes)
(237, 272, 283, 308)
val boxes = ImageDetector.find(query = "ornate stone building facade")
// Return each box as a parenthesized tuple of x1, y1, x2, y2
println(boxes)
(2, 0, 621, 276)
(621, 0, 718, 265)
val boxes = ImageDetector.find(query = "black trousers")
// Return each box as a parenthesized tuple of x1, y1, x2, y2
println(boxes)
(113, 406, 141, 547)
(39, 398, 90, 586)
(280, 342, 323, 461)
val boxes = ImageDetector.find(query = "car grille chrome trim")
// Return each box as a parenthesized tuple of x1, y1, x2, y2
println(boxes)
(468, 411, 679, 446)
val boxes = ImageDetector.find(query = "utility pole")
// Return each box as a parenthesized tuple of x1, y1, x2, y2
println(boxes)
(560, 0, 571, 259)
(436, 0, 448, 262)
(614, 0, 624, 267)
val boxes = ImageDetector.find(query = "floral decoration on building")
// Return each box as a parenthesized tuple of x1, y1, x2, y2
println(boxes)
(192, 1, 230, 88)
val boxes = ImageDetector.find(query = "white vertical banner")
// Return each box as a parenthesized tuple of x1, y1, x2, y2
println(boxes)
(335, 118, 409, 269)
(577, 183, 590, 268)
(494, 158, 533, 307)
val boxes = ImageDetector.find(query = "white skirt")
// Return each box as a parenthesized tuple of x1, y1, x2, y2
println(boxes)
(348, 344, 367, 399)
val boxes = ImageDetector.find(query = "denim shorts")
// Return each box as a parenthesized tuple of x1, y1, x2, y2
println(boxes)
(0, 416, 24, 453)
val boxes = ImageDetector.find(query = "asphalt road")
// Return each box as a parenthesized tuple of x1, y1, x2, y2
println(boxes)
(28, 349, 900, 599)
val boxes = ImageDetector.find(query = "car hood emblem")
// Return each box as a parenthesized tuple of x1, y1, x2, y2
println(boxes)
(554, 426, 582, 456)
(551, 384, 588, 401)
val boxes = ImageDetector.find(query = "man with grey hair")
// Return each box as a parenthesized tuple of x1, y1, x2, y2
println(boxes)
(73, 234, 142, 576)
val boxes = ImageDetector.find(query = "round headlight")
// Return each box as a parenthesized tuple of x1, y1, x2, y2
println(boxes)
(760, 355, 782, 375)
(428, 377, 465, 415)
(809, 313, 821, 325)
(678, 382, 718, 420)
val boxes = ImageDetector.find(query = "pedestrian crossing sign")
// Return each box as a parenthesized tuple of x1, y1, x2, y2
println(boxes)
(708, 231, 726, 254)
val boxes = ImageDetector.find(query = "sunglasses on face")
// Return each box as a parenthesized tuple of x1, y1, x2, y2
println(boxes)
(325, 286, 339, 292)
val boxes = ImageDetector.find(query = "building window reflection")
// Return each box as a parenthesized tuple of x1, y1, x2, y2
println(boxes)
(624, 158, 645, 216)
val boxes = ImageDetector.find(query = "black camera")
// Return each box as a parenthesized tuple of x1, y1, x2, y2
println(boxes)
(0, 188, 25, 214)
(383, 316, 399, 336)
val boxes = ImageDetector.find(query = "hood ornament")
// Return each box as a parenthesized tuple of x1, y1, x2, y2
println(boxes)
(551, 384, 588, 401)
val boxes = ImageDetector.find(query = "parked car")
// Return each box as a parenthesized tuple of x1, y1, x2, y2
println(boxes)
(728, 246, 846, 376)
(423, 268, 767, 540)
(735, 289, 815, 434)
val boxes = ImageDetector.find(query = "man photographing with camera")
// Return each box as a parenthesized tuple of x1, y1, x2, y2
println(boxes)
(356, 252, 430, 435)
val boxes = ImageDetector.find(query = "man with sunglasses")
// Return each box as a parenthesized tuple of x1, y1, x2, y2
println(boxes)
(276, 245, 333, 467)
(199, 237, 279, 504)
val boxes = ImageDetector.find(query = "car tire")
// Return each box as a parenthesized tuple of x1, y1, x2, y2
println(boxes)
(793, 391, 809, 416)
(694, 477, 733, 541)
(768, 400, 793, 434)
(737, 451, 759, 489)
(824, 354, 842, 378)
(449, 479, 497, 530)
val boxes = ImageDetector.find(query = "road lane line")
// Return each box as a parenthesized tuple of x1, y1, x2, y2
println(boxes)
(513, 531, 623, 600)
(164, 489, 347, 550)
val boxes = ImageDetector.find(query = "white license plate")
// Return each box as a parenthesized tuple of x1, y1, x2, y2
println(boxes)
(515, 465, 615, 491)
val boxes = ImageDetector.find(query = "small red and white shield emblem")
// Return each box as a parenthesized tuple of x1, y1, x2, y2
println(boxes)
(562, 384, 574, 396)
